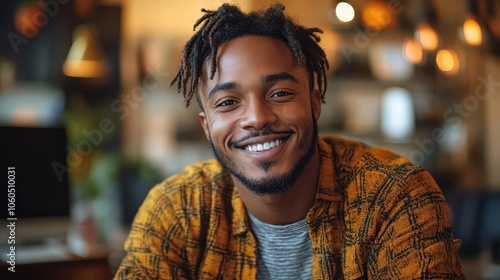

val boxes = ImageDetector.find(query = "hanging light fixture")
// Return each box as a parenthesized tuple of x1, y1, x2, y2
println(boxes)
(62, 24, 108, 79)
(462, 0, 483, 46)
(402, 37, 424, 64)
(414, 22, 439, 51)
(436, 48, 460, 75)
(463, 15, 483, 46)
(413, 0, 439, 51)
(362, 1, 396, 31)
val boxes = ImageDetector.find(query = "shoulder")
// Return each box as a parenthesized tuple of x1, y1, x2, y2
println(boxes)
(320, 135, 426, 185)
(321, 135, 450, 234)
(320, 135, 443, 210)
(321, 136, 462, 279)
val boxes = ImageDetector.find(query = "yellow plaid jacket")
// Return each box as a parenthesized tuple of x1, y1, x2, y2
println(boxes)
(115, 136, 464, 279)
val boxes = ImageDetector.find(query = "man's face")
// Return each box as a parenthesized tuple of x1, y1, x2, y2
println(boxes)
(198, 35, 322, 195)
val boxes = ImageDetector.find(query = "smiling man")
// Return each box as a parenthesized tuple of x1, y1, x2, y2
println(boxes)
(115, 3, 464, 279)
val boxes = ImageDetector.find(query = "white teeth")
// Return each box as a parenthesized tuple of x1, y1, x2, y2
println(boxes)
(245, 139, 284, 152)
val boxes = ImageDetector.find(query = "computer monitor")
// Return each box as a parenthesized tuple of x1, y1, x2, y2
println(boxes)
(0, 126, 70, 244)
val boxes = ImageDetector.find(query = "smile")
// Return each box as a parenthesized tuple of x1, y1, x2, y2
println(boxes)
(244, 138, 286, 152)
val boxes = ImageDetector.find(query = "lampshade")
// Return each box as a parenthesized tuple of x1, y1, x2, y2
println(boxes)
(62, 24, 108, 78)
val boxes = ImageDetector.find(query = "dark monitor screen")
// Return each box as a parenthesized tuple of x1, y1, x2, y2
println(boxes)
(0, 126, 70, 220)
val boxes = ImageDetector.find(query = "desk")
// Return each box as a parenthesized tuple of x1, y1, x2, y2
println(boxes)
(1, 255, 112, 280)
(0, 242, 113, 280)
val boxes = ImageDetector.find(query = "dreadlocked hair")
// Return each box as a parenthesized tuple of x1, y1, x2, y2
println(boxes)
(170, 3, 329, 108)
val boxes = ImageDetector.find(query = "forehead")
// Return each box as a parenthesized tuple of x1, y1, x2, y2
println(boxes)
(201, 35, 297, 83)
(218, 35, 294, 66)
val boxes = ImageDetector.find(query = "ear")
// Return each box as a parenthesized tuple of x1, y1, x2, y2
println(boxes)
(198, 111, 210, 141)
(311, 89, 322, 121)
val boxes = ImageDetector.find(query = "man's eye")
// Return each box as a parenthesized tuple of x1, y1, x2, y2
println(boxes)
(218, 100, 236, 107)
(272, 91, 289, 97)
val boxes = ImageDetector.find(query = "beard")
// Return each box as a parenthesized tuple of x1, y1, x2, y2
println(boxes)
(209, 116, 319, 196)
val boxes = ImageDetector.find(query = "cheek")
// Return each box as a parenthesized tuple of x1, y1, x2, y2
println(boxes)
(283, 107, 315, 147)
(282, 104, 313, 127)
(208, 116, 234, 144)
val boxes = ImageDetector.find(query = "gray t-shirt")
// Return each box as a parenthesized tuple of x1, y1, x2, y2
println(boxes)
(247, 211, 312, 279)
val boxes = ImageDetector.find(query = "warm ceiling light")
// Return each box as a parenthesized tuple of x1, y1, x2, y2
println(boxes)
(362, 1, 394, 31)
(436, 49, 459, 75)
(336, 2, 355, 23)
(414, 23, 439, 51)
(402, 37, 424, 64)
(463, 15, 483, 46)
(63, 24, 108, 78)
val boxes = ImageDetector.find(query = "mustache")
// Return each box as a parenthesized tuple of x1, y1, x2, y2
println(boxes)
(230, 127, 294, 147)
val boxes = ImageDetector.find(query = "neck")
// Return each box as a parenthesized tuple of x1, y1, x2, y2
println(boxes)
(235, 150, 320, 225)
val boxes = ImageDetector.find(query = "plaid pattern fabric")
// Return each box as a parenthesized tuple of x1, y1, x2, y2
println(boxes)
(115, 136, 465, 279)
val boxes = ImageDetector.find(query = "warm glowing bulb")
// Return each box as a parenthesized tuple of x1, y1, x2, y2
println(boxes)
(362, 1, 393, 31)
(414, 23, 439, 51)
(402, 38, 423, 64)
(463, 16, 482, 46)
(336, 2, 355, 22)
(436, 49, 459, 75)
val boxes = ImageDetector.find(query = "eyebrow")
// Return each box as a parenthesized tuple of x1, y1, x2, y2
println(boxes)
(263, 72, 299, 85)
(208, 82, 239, 100)
(207, 72, 299, 100)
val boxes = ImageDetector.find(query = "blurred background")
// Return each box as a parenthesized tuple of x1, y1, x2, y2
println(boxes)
(0, 0, 499, 279)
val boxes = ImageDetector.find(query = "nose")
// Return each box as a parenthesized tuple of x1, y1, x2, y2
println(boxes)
(239, 96, 277, 130)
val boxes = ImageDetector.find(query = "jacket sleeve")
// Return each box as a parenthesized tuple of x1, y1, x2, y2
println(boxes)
(367, 169, 465, 279)
(114, 184, 190, 280)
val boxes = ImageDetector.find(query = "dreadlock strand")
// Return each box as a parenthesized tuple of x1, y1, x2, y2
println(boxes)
(194, 8, 216, 31)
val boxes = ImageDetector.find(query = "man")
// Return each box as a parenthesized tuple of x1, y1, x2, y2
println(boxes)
(115, 3, 464, 279)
